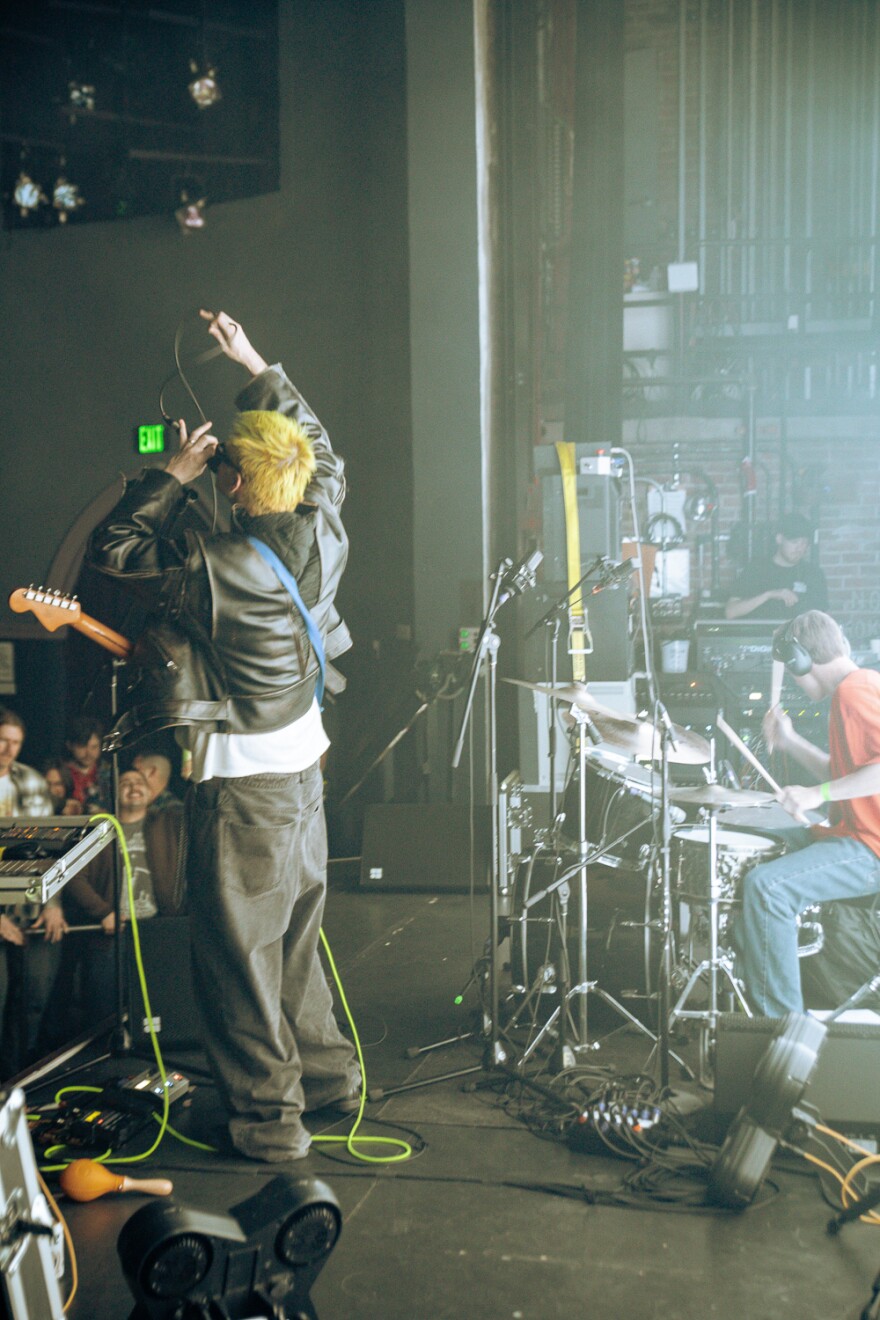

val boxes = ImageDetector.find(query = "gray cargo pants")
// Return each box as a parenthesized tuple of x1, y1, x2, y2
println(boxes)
(186, 762, 358, 1160)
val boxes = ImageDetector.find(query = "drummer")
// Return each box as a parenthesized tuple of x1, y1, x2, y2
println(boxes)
(737, 610, 880, 1017)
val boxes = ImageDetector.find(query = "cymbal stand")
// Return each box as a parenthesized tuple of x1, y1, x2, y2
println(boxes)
(638, 698, 697, 1087)
(667, 744, 751, 1084)
(535, 704, 675, 1061)
(524, 558, 604, 829)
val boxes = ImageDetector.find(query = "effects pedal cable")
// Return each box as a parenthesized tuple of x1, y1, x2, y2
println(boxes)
(38, 813, 412, 1169)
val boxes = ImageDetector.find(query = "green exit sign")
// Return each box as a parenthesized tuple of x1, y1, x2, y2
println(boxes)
(137, 423, 166, 455)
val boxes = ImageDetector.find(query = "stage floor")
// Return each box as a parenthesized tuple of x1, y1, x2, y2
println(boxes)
(23, 873, 880, 1320)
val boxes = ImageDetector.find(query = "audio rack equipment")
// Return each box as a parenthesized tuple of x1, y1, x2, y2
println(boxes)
(0, 818, 115, 904)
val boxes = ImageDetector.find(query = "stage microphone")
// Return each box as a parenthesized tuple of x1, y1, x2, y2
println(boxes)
(589, 557, 635, 594)
(497, 549, 543, 607)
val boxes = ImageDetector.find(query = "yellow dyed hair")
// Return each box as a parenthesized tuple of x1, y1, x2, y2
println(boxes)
(225, 410, 316, 514)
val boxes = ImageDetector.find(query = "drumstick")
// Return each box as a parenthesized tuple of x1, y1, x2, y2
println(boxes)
(769, 659, 784, 711)
(716, 712, 812, 826)
(715, 713, 782, 793)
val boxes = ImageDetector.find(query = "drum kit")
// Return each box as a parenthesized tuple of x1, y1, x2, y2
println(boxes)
(501, 676, 784, 1082)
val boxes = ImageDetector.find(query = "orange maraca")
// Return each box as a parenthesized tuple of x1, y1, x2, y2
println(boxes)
(59, 1159, 173, 1203)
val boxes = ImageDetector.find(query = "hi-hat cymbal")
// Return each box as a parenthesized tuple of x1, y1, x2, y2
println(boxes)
(669, 784, 775, 808)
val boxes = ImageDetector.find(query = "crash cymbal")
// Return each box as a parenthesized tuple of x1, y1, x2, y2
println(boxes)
(669, 784, 775, 809)
(504, 678, 616, 715)
(652, 723, 712, 766)
(567, 714, 710, 766)
(561, 708, 657, 759)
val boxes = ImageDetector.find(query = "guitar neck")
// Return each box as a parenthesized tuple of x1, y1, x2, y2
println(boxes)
(73, 613, 132, 660)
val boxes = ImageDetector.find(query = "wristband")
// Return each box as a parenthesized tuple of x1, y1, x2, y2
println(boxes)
(820, 781, 832, 802)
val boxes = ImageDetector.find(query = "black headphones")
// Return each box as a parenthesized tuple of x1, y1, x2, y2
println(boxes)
(772, 621, 813, 677)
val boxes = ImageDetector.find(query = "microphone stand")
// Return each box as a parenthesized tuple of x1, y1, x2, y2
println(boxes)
(450, 561, 509, 1068)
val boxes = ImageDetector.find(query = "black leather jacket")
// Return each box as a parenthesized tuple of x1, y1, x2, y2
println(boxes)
(88, 365, 351, 748)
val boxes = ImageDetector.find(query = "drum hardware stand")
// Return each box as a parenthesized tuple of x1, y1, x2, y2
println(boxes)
(530, 704, 680, 1065)
(386, 558, 542, 1097)
(640, 703, 699, 1087)
(524, 558, 605, 826)
(666, 742, 752, 1085)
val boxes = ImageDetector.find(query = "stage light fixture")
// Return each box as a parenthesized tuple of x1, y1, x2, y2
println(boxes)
(13, 171, 47, 218)
(52, 166, 85, 224)
(188, 61, 221, 110)
(117, 1174, 341, 1320)
(175, 192, 207, 235)
(67, 81, 95, 113)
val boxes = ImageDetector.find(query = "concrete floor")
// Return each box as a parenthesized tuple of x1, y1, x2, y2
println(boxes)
(18, 878, 880, 1320)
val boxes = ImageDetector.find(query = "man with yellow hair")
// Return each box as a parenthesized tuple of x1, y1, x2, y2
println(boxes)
(88, 310, 359, 1161)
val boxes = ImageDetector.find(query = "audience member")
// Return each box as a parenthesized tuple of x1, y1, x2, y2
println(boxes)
(63, 715, 113, 813)
(131, 752, 180, 812)
(0, 708, 68, 1076)
(41, 759, 81, 816)
(0, 709, 54, 817)
(39, 768, 185, 1048)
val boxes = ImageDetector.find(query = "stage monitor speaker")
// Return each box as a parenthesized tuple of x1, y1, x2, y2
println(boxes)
(713, 1012, 880, 1134)
(359, 804, 490, 891)
(126, 914, 204, 1049)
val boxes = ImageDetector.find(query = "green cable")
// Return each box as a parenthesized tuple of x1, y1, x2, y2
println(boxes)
(37, 815, 411, 1170)
(312, 927, 412, 1164)
(37, 814, 171, 1174)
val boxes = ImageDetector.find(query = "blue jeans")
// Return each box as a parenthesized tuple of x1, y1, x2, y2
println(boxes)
(738, 828, 880, 1016)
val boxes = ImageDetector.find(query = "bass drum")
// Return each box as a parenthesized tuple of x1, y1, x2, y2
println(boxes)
(508, 852, 664, 1023)
(560, 747, 664, 869)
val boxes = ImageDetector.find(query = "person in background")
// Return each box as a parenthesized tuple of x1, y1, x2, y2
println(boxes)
(0, 709, 54, 818)
(0, 708, 68, 1075)
(41, 758, 81, 816)
(38, 767, 185, 1049)
(131, 752, 180, 812)
(724, 511, 828, 621)
(63, 715, 113, 814)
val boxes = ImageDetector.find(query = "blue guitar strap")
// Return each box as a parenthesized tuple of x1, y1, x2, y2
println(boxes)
(247, 536, 326, 708)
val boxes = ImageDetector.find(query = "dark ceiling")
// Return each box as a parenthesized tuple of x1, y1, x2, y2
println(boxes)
(1, 0, 280, 229)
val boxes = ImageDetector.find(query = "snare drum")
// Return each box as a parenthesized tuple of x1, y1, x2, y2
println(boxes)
(672, 825, 785, 904)
(562, 748, 662, 868)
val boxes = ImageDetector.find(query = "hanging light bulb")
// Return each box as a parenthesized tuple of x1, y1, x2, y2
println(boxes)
(175, 191, 207, 234)
(188, 60, 221, 110)
(13, 171, 47, 218)
(52, 162, 86, 224)
(68, 81, 95, 113)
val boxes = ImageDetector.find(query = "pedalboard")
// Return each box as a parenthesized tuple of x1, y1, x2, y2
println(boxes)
(31, 1069, 191, 1154)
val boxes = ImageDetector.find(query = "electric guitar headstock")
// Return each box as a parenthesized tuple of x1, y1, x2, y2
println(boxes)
(8, 585, 131, 659)
(8, 586, 82, 632)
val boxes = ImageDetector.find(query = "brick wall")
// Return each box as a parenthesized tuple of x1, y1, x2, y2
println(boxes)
(621, 417, 880, 645)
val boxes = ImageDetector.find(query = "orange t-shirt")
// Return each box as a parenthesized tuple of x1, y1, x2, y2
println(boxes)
(814, 668, 880, 857)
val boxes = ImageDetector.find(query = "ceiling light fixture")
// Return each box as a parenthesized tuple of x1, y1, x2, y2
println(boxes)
(175, 191, 207, 234)
(68, 81, 95, 113)
(52, 164, 85, 223)
(13, 171, 47, 218)
(188, 60, 221, 110)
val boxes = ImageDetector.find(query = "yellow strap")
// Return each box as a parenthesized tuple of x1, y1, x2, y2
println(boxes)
(555, 442, 591, 680)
